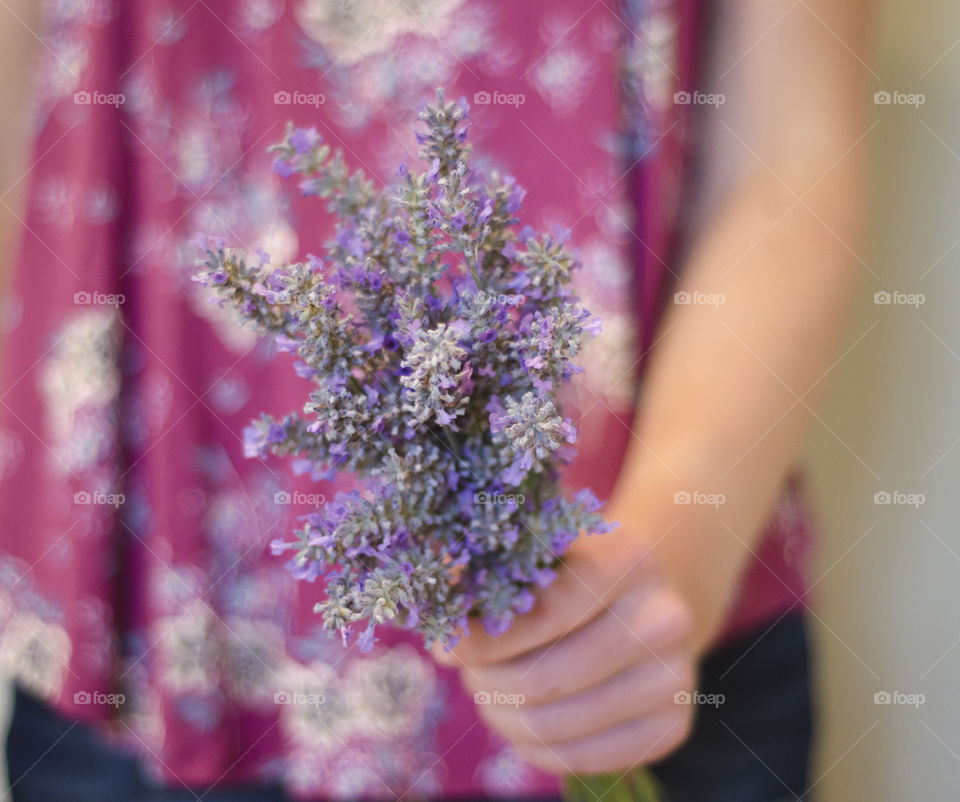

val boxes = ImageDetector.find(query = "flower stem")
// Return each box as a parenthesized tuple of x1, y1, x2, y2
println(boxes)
(563, 769, 665, 802)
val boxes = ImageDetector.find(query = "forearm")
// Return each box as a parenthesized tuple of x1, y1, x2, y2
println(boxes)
(610, 154, 866, 653)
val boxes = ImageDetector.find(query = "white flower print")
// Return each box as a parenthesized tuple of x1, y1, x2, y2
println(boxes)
(296, 0, 465, 66)
(277, 659, 350, 746)
(0, 614, 72, 700)
(38, 309, 120, 474)
(477, 743, 537, 796)
(222, 618, 286, 707)
(344, 642, 438, 735)
(531, 46, 597, 115)
(156, 600, 221, 694)
(236, 0, 285, 35)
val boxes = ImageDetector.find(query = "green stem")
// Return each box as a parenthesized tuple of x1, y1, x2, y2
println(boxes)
(563, 769, 665, 802)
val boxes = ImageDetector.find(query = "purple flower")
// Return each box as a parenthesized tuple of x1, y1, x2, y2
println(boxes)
(294, 362, 318, 379)
(243, 423, 267, 458)
(483, 614, 511, 637)
(505, 178, 526, 213)
(287, 557, 321, 582)
(272, 156, 294, 178)
(289, 127, 321, 154)
(478, 201, 493, 225)
(356, 624, 378, 653)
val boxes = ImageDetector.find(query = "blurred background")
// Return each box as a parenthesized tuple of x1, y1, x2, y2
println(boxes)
(2, 0, 959, 799)
(805, 0, 960, 799)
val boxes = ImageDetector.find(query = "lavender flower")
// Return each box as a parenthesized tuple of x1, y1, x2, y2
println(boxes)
(488, 392, 576, 485)
(400, 322, 471, 427)
(194, 89, 612, 652)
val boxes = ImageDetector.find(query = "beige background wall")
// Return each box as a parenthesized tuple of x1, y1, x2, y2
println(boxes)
(806, 0, 960, 799)
(2, 1, 959, 799)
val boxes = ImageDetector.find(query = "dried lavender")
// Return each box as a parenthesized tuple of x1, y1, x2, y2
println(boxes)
(194, 90, 615, 654)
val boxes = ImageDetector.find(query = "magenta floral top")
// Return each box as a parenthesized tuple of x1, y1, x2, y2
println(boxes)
(0, 0, 813, 798)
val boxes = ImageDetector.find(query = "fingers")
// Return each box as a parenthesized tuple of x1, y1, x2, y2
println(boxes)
(473, 652, 694, 747)
(458, 585, 691, 706)
(429, 530, 697, 776)
(515, 708, 694, 775)
(450, 538, 661, 667)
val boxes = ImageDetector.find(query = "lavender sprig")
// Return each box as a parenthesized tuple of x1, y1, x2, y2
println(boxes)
(194, 89, 615, 653)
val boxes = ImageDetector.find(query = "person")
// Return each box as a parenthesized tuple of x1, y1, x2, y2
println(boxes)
(0, 1, 871, 800)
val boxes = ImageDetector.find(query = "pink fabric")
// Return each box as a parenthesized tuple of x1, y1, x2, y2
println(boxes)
(0, 0, 813, 797)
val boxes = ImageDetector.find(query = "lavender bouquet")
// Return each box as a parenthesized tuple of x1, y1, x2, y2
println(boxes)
(195, 90, 663, 802)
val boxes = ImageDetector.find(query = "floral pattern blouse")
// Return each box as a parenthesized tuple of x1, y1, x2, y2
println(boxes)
(0, 0, 813, 798)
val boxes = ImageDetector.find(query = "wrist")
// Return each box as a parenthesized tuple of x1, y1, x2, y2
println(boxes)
(604, 468, 754, 656)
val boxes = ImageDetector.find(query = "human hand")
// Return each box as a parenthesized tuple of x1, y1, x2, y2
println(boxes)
(433, 525, 697, 774)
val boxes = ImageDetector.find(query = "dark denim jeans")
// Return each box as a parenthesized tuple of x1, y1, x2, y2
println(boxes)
(651, 611, 814, 801)
(5, 613, 812, 802)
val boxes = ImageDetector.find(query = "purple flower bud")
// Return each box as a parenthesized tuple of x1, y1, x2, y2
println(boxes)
(272, 156, 294, 178)
(483, 615, 511, 637)
(287, 558, 321, 582)
(356, 624, 378, 653)
(274, 335, 299, 352)
(289, 127, 321, 154)
(294, 362, 318, 379)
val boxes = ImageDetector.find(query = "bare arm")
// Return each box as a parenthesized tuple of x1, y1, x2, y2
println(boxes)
(612, 0, 873, 651)
(445, 0, 874, 774)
